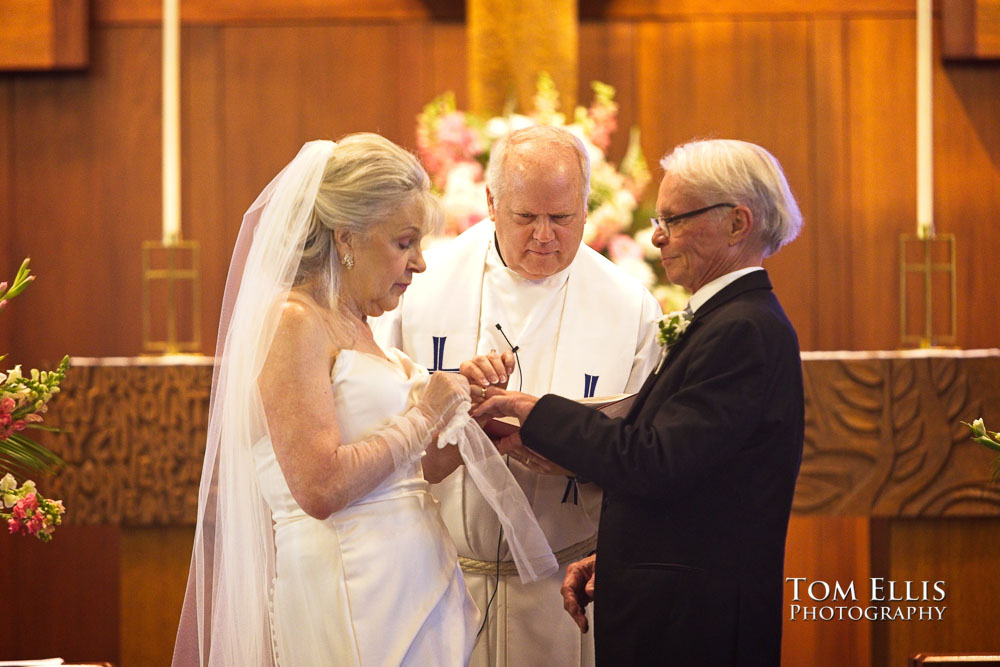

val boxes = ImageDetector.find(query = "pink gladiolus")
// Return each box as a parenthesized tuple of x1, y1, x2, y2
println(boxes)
(26, 515, 42, 535)
(9, 517, 23, 534)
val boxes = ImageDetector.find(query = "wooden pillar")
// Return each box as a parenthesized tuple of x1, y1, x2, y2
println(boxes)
(467, 0, 577, 116)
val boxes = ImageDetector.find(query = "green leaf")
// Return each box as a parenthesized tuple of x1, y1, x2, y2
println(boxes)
(973, 435, 1000, 453)
(0, 432, 65, 476)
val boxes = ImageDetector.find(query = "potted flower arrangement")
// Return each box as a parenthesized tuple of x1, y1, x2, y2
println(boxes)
(0, 258, 68, 542)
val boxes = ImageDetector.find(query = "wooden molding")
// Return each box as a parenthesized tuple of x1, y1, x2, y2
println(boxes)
(88, 0, 918, 26)
(942, 0, 1000, 59)
(0, 0, 88, 70)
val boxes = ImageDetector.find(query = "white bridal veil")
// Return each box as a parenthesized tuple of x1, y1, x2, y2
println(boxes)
(172, 140, 555, 666)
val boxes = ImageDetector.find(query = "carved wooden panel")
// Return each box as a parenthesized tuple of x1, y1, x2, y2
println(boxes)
(36, 352, 1000, 526)
(796, 351, 1000, 516)
(43, 359, 213, 526)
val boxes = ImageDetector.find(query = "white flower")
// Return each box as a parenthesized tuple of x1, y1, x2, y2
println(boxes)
(653, 309, 692, 373)
(972, 418, 986, 436)
(612, 256, 656, 289)
(657, 310, 692, 348)
(0, 473, 16, 492)
(484, 114, 535, 139)
(632, 225, 661, 261)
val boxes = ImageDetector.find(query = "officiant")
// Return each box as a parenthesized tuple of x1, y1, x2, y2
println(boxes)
(372, 124, 661, 666)
(475, 138, 806, 666)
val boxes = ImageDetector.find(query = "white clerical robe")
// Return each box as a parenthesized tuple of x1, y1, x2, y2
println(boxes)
(372, 219, 661, 667)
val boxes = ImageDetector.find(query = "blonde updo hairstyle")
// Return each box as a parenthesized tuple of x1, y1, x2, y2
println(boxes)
(294, 132, 441, 304)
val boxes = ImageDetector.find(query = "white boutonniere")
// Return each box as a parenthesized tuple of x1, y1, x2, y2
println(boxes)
(655, 309, 692, 373)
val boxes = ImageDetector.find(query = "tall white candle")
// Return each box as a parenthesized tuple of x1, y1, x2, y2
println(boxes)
(916, 0, 933, 239)
(162, 0, 180, 245)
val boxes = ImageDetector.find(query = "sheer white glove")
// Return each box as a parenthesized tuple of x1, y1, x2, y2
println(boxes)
(347, 371, 557, 584)
(381, 371, 470, 469)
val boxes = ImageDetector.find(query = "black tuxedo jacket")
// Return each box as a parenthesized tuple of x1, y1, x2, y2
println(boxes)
(521, 270, 803, 666)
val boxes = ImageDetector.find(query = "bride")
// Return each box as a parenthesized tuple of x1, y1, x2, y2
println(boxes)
(172, 135, 554, 666)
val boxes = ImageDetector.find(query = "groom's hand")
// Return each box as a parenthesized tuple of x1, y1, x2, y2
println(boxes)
(561, 554, 596, 633)
(472, 391, 538, 424)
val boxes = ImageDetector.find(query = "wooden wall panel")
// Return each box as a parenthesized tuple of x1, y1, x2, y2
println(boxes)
(182, 26, 227, 356)
(810, 18, 855, 350)
(120, 527, 195, 667)
(0, 80, 12, 358)
(935, 62, 1000, 349)
(597, 0, 915, 18)
(846, 18, 917, 351)
(635, 19, 817, 346)
(427, 22, 469, 110)
(782, 517, 873, 667)
(219, 24, 429, 258)
(0, 526, 120, 662)
(10, 27, 161, 368)
(579, 21, 638, 163)
(881, 519, 1000, 665)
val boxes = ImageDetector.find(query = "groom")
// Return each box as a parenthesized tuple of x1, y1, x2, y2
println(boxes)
(477, 139, 805, 666)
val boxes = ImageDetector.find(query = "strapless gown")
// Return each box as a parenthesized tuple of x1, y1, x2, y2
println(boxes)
(253, 348, 479, 666)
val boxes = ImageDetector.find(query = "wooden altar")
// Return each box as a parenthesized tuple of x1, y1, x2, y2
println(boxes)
(2, 351, 998, 665)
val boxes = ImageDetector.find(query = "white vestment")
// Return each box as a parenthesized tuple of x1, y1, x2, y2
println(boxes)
(373, 219, 660, 667)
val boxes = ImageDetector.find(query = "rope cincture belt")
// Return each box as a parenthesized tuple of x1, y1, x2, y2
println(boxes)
(458, 534, 598, 577)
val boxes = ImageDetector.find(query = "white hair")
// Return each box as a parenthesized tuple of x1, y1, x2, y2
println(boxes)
(660, 139, 802, 256)
(486, 125, 591, 206)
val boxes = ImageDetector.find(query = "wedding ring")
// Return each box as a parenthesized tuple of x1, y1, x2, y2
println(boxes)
(480, 386, 487, 398)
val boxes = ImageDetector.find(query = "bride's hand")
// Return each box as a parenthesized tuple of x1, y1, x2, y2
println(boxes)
(416, 371, 470, 425)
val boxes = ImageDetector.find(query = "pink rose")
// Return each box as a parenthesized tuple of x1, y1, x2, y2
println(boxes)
(0, 396, 15, 413)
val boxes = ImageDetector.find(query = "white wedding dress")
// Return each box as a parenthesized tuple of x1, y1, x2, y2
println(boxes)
(252, 347, 480, 666)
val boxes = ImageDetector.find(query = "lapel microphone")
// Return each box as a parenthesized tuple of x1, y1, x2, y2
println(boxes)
(494, 323, 523, 391)
(494, 322, 519, 353)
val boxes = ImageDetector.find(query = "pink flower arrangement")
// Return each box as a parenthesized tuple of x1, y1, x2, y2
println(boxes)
(2, 475, 66, 542)
(1, 258, 69, 541)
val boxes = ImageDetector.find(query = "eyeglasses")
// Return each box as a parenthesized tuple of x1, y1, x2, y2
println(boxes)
(650, 203, 737, 238)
